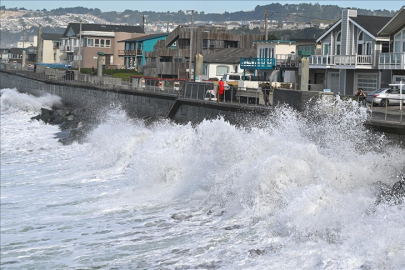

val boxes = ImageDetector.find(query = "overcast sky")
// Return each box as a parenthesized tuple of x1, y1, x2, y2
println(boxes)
(3, 0, 403, 14)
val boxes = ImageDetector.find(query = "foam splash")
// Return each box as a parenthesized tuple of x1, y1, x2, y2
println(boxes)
(2, 88, 405, 269)
(1, 88, 61, 113)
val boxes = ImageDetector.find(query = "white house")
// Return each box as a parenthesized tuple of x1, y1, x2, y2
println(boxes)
(202, 48, 256, 80)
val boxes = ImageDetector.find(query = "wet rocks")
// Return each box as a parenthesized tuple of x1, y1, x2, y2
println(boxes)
(31, 105, 88, 145)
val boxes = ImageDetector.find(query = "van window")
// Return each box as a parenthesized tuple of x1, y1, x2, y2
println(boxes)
(229, 75, 241, 80)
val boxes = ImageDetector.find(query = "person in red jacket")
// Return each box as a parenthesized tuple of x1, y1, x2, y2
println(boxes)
(218, 78, 225, 100)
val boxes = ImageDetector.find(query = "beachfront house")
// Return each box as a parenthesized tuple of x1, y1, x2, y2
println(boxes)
(60, 23, 146, 69)
(308, 8, 398, 95)
(377, 6, 405, 85)
(118, 33, 168, 71)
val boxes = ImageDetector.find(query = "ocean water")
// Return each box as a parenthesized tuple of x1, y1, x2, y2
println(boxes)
(1, 88, 405, 270)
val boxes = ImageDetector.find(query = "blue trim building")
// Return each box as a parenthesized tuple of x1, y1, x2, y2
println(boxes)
(118, 34, 168, 70)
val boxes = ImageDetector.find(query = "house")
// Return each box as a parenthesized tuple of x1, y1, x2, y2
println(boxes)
(37, 33, 66, 64)
(249, 40, 299, 82)
(308, 8, 395, 95)
(8, 48, 23, 64)
(0, 48, 9, 63)
(60, 23, 146, 69)
(118, 33, 168, 70)
(202, 48, 257, 80)
(377, 6, 405, 85)
(143, 25, 264, 79)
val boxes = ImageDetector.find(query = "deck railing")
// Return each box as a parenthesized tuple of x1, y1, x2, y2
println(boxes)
(309, 54, 373, 66)
(379, 53, 405, 70)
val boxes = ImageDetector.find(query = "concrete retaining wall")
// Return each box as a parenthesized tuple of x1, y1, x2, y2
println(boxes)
(0, 71, 268, 125)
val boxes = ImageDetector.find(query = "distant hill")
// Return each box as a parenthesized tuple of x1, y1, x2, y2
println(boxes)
(0, 3, 397, 47)
(1, 3, 397, 25)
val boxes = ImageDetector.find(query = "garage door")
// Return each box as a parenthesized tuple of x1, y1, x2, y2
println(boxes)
(357, 74, 378, 93)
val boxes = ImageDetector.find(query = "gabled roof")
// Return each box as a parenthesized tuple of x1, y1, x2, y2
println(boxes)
(62, 23, 145, 37)
(316, 13, 393, 42)
(203, 48, 256, 64)
(316, 19, 341, 43)
(350, 15, 392, 37)
(378, 6, 405, 35)
(118, 33, 168, 43)
(42, 33, 63, 40)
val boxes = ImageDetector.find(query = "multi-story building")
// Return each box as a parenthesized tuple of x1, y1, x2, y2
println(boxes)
(308, 7, 404, 95)
(143, 26, 264, 79)
(118, 33, 168, 70)
(377, 6, 405, 85)
(37, 33, 66, 64)
(60, 23, 146, 69)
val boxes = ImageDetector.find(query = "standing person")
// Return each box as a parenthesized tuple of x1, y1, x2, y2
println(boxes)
(355, 88, 366, 106)
(218, 78, 225, 101)
(262, 82, 271, 105)
(91, 66, 95, 75)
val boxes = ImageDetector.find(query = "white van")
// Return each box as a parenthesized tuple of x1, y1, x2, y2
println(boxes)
(222, 73, 252, 82)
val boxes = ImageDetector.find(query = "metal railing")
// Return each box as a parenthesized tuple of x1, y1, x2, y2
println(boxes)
(118, 49, 143, 55)
(309, 54, 373, 66)
(379, 53, 405, 70)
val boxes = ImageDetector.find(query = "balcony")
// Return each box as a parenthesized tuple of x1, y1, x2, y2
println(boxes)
(240, 57, 275, 70)
(309, 55, 374, 68)
(379, 53, 405, 70)
(60, 45, 75, 53)
(118, 49, 143, 56)
(275, 54, 301, 67)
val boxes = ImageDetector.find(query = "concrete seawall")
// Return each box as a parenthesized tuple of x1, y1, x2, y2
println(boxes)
(1, 70, 404, 145)
(0, 71, 270, 125)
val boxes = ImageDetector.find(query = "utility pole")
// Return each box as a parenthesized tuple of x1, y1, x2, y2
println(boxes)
(141, 15, 146, 31)
(78, 20, 82, 72)
(186, 10, 194, 81)
(265, 9, 268, 40)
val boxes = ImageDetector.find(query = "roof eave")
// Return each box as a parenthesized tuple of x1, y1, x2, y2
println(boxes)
(316, 19, 341, 43)
(377, 6, 405, 35)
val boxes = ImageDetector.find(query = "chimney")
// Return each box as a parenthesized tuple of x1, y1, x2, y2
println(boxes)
(341, 9, 357, 55)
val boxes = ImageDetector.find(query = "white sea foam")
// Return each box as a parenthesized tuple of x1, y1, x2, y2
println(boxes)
(1, 88, 61, 113)
(1, 88, 404, 269)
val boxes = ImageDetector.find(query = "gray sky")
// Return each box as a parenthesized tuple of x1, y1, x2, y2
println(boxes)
(3, 0, 403, 14)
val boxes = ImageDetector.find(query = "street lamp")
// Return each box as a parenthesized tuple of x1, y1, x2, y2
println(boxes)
(186, 10, 194, 81)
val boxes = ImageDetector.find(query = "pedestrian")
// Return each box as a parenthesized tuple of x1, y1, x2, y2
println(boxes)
(262, 82, 271, 105)
(218, 78, 225, 101)
(34, 64, 36, 73)
(91, 66, 95, 75)
(355, 88, 366, 106)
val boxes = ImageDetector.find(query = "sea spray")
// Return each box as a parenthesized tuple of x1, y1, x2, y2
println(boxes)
(1, 88, 404, 269)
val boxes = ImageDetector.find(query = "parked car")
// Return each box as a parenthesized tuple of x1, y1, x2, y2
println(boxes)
(366, 88, 405, 107)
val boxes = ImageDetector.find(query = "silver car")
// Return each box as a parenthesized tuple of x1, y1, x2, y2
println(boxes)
(366, 88, 405, 107)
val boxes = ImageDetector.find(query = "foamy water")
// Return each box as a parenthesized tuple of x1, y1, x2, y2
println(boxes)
(1, 88, 405, 269)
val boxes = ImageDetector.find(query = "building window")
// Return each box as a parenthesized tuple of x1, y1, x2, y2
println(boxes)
(54, 53, 56, 61)
(95, 39, 100, 47)
(336, 31, 341, 55)
(174, 58, 182, 63)
(100, 39, 105, 48)
(87, 39, 94, 47)
(394, 30, 405, 53)
(216, 65, 229, 76)
(323, 43, 330, 55)
(357, 31, 364, 54)
(106, 39, 111, 48)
